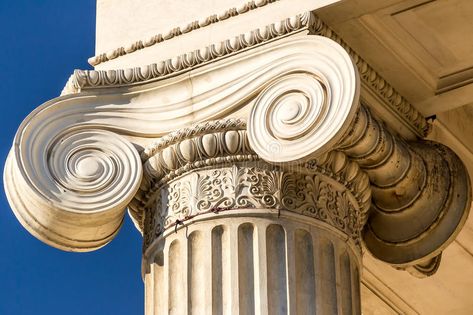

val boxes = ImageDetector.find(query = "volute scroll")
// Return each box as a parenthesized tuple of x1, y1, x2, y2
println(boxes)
(4, 109, 143, 251)
(248, 36, 360, 164)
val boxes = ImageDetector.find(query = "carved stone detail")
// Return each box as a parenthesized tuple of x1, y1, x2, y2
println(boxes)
(309, 15, 430, 137)
(143, 214, 362, 314)
(88, 0, 280, 66)
(64, 12, 313, 94)
(7, 35, 370, 252)
(68, 11, 429, 139)
(5, 5, 473, 314)
(247, 41, 359, 162)
(247, 78, 470, 271)
(136, 119, 371, 250)
(362, 141, 471, 267)
(4, 129, 142, 251)
(401, 254, 442, 279)
(4, 22, 470, 280)
(143, 162, 365, 250)
(330, 105, 471, 268)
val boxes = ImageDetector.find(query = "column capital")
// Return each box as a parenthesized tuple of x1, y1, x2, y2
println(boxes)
(136, 119, 371, 255)
(3, 15, 471, 278)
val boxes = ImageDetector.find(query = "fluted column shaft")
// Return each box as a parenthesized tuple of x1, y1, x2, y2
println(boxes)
(144, 212, 361, 315)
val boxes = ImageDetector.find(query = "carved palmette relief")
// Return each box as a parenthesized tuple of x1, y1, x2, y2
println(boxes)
(144, 163, 364, 250)
(139, 120, 371, 251)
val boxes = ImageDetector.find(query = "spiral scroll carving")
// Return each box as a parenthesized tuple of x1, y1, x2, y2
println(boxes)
(5, 126, 142, 252)
(47, 130, 142, 211)
(6, 36, 366, 252)
(247, 58, 470, 275)
(248, 37, 360, 163)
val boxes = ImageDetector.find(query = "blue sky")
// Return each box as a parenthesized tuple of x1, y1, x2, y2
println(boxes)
(0, 1, 143, 314)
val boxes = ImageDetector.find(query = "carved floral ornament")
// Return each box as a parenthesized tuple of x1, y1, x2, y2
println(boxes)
(4, 32, 471, 275)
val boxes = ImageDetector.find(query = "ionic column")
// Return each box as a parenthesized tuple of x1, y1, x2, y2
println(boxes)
(139, 121, 370, 315)
(3, 20, 471, 315)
